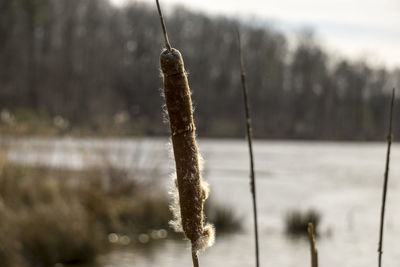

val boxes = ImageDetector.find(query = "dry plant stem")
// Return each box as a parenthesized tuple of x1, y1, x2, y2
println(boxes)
(192, 250, 200, 267)
(237, 29, 260, 267)
(307, 223, 318, 267)
(378, 88, 395, 267)
(155, 0, 171, 51)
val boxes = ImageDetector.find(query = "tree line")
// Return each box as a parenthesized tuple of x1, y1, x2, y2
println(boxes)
(0, 0, 399, 140)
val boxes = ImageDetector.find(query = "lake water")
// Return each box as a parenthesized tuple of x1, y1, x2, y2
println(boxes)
(3, 137, 400, 267)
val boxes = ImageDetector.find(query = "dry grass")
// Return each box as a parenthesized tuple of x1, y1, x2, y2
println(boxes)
(0, 155, 241, 267)
(0, 162, 170, 267)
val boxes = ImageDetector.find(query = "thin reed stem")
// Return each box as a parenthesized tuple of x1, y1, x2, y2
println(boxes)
(192, 250, 200, 267)
(378, 88, 395, 267)
(237, 28, 260, 267)
(155, 0, 171, 51)
(307, 223, 318, 267)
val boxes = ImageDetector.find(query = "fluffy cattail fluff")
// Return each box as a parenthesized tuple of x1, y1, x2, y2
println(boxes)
(160, 48, 215, 252)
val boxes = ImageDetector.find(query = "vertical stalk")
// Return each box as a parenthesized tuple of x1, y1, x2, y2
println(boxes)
(378, 88, 395, 267)
(155, 0, 171, 51)
(192, 250, 200, 267)
(237, 28, 260, 267)
(307, 223, 318, 267)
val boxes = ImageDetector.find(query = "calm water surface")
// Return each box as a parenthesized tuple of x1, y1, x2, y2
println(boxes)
(4, 137, 400, 267)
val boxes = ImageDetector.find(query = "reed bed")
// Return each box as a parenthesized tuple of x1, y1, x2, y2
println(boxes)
(0, 161, 170, 267)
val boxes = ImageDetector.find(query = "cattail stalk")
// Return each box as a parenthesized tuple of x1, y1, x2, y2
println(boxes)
(237, 28, 260, 267)
(307, 223, 318, 267)
(378, 88, 395, 267)
(155, 1, 214, 265)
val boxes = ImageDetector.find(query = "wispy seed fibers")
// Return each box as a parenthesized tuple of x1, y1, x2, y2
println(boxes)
(160, 48, 215, 253)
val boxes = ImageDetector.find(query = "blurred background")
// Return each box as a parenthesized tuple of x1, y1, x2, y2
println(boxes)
(0, 0, 400, 266)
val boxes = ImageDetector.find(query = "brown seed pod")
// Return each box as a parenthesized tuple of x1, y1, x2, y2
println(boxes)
(160, 48, 214, 252)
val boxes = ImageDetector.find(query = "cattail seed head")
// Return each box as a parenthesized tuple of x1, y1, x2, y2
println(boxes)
(160, 48, 214, 252)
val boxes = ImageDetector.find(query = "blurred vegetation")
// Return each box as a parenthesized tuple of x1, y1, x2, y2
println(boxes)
(0, 157, 242, 267)
(285, 209, 321, 236)
(0, 0, 399, 140)
(205, 201, 243, 234)
(0, 162, 167, 266)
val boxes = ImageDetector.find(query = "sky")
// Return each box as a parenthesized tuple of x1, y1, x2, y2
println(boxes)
(110, 0, 400, 69)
